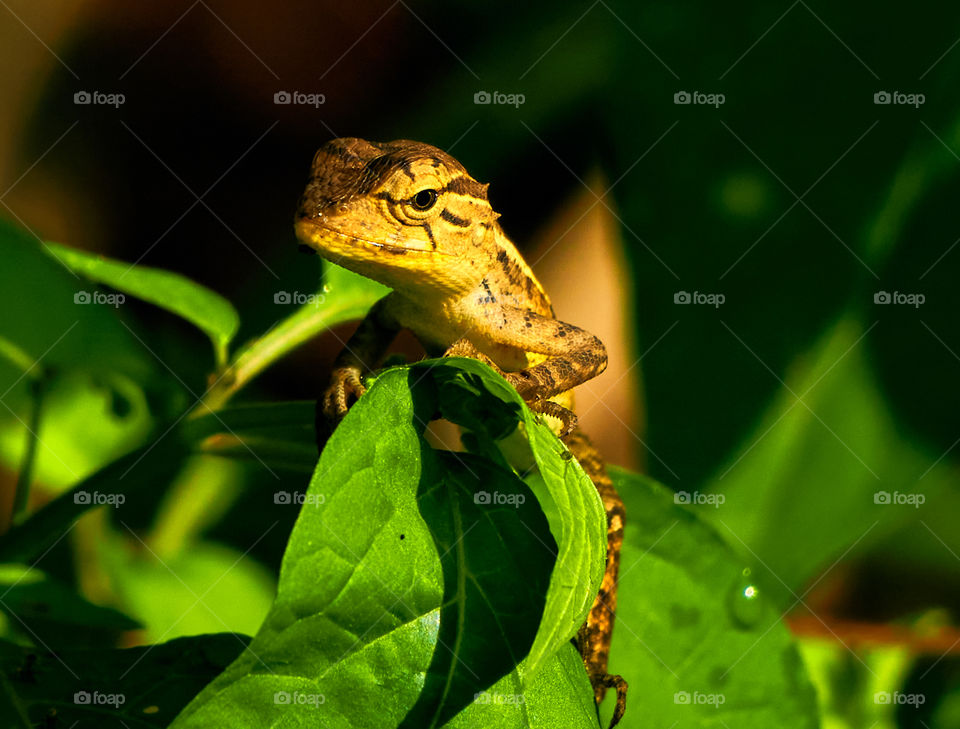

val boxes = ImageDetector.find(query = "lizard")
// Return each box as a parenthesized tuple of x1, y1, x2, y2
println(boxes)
(294, 137, 628, 727)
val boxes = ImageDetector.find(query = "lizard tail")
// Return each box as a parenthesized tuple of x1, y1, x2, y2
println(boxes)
(563, 428, 627, 728)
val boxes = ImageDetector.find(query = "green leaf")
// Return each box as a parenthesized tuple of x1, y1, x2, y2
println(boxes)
(0, 221, 162, 489)
(184, 401, 318, 473)
(172, 360, 601, 728)
(0, 434, 190, 564)
(425, 358, 607, 680)
(444, 643, 601, 729)
(700, 317, 955, 601)
(104, 540, 276, 643)
(599, 468, 819, 729)
(43, 240, 240, 366)
(401, 450, 555, 729)
(0, 371, 155, 490)
(0, 565, 140, 650)
(171, 366, 444, 728)
(0, 633, 249, 728)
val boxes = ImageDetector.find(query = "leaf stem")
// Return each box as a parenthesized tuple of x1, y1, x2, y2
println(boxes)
(12, 376, 49, 526)
(197, 297, 373, 413)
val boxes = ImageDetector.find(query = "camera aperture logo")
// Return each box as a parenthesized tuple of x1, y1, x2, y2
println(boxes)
(274, 491, 326, 507)
(74, 491, 125, 508)
(74, 690, 125, 707)
(273, 91, 325, 107)
(274, 691, 325, 706)
(874, 691, 925, 706)
(75, 291, 125, 308)
(674, 690, 726, 707)
(474, 90, 525, 108)
(874, 91, 924, 108)
(274, 291, 326, 307)
(674, 490, 725, 508)
(74, 91, 125, 108)
(874, 291, 924, 308)
(474, 490, 526, 508)
(874, 490, 924, 508)
(674, 90, 725, 108)
(674, 290, 725, 308)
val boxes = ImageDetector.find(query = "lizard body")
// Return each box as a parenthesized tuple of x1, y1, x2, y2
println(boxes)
(294, 137, 627, 727)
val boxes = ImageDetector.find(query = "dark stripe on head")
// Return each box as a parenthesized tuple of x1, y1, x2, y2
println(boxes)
(439, 175, 489, 200)
(440, 209, 471, 227)
(422, 222, 437, 249)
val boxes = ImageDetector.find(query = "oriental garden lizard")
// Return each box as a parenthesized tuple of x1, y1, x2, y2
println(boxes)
(294, 137, 628, 727)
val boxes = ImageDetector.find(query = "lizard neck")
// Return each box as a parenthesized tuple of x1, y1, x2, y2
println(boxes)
(482, 223, 553, 316)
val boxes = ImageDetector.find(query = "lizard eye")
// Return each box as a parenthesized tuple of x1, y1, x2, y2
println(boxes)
(410, 188, 438, 211)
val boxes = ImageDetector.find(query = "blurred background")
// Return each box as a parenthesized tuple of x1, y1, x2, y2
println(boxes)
(1, 0, 959, 726)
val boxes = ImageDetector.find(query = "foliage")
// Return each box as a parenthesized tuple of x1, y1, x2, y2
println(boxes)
(0, 226, 819, 726)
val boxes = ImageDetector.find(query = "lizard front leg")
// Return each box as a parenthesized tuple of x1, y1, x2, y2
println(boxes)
(444, 337, 579, 434)
(319, 295, 399, 435)
(479, 307, 608, 405)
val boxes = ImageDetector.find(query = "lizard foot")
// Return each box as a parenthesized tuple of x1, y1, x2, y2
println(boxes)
(316, 366, 366, 453)
(321, 365, 366, 423)
(526, 398, 578, 438)
(591, 672, 627, 728)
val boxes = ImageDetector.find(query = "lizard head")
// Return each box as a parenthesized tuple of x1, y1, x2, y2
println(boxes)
(295, 137, 499, 295)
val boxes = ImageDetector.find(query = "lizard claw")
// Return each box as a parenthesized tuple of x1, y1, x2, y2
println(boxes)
(527, 399, 578, 438)
(322, 366, 366, 424)
(593, 672, 627, 728)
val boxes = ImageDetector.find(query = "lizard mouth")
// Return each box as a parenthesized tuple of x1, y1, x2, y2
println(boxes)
(295, 219, 442, 256)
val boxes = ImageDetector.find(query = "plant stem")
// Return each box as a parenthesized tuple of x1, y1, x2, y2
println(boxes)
(197, 297, 372, 413)
(12, 377, 48, 525)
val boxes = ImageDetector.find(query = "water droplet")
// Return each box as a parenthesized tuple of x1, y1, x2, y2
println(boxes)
(728, 570, 762, 629)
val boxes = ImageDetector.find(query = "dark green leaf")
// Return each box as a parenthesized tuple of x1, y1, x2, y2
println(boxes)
(423, 358, 607, 680)
(0, 564, 140, 649)
(172, 360, 602, 728)
(0, 633, 248, 728)
(600, 468, 819, 728)
(401, 450, 555, 729)
(0, 435, 190, 564)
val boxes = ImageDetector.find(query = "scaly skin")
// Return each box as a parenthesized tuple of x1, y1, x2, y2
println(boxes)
(294, 137, 627, 727)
